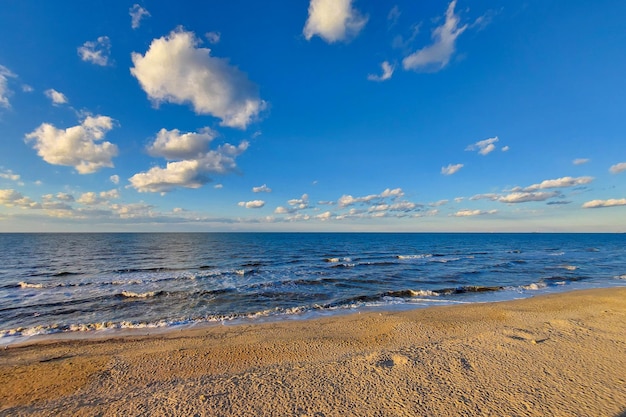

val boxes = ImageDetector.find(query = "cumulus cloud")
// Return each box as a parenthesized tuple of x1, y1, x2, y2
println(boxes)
(129, 141, 248, 193)
(44, 89, 68, 105)
(129, 4, 150, 29)
(130, 28, 265, 129)
(147, 127, 218, 160)
(573, 158, 590, 165)
(25, 116, 118, 174)
(466, 136, 499, 155)
(501, 146, 510, 152)
(367, 61, 394, 82)
(303, 0, 368, 43)
(498, 191, 559, 203)
(453, 209, 497, 217)
(0, 65, 16, 108)
(110, 175, 120, 185)
(78, 36, 111, 66)
(77, 189, 119, 205)
(253, 184, 272, 193)
(238, 200, 265, 209)
(441, 163, 463, 175)
(582, 198, 626, 209)
(609, 162, 626, 174)
(403, 0, 467, 72)
(0, 189, 40, 209)
(524, 176, 593, 191)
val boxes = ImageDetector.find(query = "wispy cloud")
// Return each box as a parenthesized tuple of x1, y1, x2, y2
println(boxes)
(303, 0, 368, 43)
(44, 89, 68, 105)
(0, 169, 20, 181)
(573, 158, 590, 165)
(402, 0, 467, 72)
(466, 136, 499, 155)
(0, 65, 16, 108)
(129, 4, 150, 29)
(367, 61, 394, 82)
(609, 162, 626, 174)
(78, 36, 111, 66)
(25, 115, 118, 174)
(131, 29, 265, 129)
(205, 31, 221, 44)
(582, 198, 626, 209)
(453, 209, 497, 217)
(498, 191, 560, 203)
(523, 176, 593, 191)
(441, 163, 463, 175)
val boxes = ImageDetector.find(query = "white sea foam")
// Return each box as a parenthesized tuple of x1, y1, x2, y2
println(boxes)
(522, 282, 547, 291)
(121, 290, 160, 298)
(615, 274, 626, 280)
(396, 254, 432, 260)
(561, 265, 577, 271)
(409, 289, 439, 297)
(19, 281, 44, 289)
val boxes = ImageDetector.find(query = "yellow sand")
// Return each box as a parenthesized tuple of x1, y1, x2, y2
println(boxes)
(1, 288, 625, 416)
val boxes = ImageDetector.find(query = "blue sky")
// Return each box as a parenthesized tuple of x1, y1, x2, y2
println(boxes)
(0, 0, 625, 232)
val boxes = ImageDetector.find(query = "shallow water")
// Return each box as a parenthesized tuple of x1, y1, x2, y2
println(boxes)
(1, 233, 625, 343)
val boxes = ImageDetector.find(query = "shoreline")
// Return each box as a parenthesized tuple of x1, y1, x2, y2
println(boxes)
(2, 287, 625, 416)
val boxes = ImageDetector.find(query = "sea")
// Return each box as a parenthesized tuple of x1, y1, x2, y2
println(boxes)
(1, 233, 625, 345)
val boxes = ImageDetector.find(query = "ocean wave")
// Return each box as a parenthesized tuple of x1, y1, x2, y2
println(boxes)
(615, 274, 626, 280)
(520, 282, 548, 291)
(396, 254, 432, 260)
(18, 281, 44, 289)
(324, 257, 352, 263)
(120, 290, 164, 299)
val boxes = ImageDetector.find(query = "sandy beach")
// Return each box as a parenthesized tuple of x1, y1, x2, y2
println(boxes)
(1, 287, 625, 416)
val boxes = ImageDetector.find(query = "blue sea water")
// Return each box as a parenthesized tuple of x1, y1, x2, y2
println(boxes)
(0, 233, 624, 344)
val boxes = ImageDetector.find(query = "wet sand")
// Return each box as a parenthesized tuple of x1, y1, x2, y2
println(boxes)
(1, 288, 625, 416)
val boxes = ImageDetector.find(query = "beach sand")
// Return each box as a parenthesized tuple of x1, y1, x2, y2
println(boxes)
(1, 288, 625, 416)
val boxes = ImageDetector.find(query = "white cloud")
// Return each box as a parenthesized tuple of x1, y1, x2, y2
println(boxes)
(44, 89, 68, 105)
(454, 209, 497, 217)
(388, 5, 401, 27)
(77, 189, 119, 205)
(501, 146, 510, 152)
(238, 200, 265, 209)
(110, 175, 120, 185)
(402, 0, 467, 72)
(214, 184, 223, 189)
(78, 36, 111, 66)
(288, 194, 310, 209)
(315, 211, 333, 220)
(498, 191, 559, 203)
(582, 198, 626, 209)
(469, 193, 499, 201)
(524, 176, 593, 191)
(367, 61, 394, 82)
(573, 158, 589, 165)
(147, 127, 218, 160)
(205, 31, 221, 44)
(0, 65, 16, 108)
(129, 141, 248, 193)
(303, 0, 368, 43)
(609, 162, 626, 174)
(22, 84, 34, 93)
(0, 169, 20, 181)
(430, 199, 449, 207)
(381, 188, 404, 198)
(130, 29, 265, 129)
(25, 116, 118, 174)
(253, 184, 272, 193)
(466, 136, 498, 155)
(129, 4, 150, 29)
(441, 163, 463, 175)
(0, 189, 40, 209)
